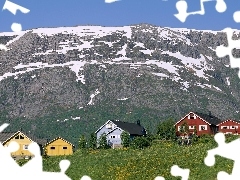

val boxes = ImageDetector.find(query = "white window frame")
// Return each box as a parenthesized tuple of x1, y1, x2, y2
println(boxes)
(189, 125, 195, 129)
(199, 125, 207, 131)
(106, 123, 112, 129)
(230, 126, 238, 129)
(23, 145, 28, 150)
(221, 126, 229, 129)
(188, 114, 196, 119)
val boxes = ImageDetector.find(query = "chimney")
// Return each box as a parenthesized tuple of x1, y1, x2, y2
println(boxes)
(209, 111, 212, 117)
(136, 120, 140, 126)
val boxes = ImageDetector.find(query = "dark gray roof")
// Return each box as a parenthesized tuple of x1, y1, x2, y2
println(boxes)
(24, 133, 48, 146)
(111, 120, 146, 135)
(194, 112, 222, 125)
(0, 132, 16, 143)
(0, 131, 47, 145)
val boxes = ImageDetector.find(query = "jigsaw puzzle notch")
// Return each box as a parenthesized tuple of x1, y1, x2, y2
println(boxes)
(216, 27, 240, 78)
(174, 0, 227, 22)
(204, 132, 240, 179)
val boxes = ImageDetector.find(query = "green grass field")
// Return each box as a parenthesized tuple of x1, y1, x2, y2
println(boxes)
(30, 139, 236, 180)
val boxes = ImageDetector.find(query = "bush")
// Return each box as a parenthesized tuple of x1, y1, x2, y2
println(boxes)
(130, 136, 151, 149)
(198, 134, 215, 144)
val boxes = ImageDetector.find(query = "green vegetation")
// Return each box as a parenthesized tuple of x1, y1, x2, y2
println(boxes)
(121, 131, 130, 147)
(15, 114, 240, 180)
(17, 134, 239, 180)
(156, 118, 176, 140)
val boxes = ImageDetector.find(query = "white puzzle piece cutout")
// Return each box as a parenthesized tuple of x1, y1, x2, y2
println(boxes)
(105, 0, 120, 3)
(233, 11, 240, 23)
(2, 0, 30, 32)
(204, 132, 240, 179)
(2, 0, 30, 15)
(154, 165, 190, 180)
(0, 123, 92, 180)
(215, 27, 240, 78)
(174, 0, 227, 22)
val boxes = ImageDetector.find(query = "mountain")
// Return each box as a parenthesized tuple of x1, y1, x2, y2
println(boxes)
(0, 23, 240, 146)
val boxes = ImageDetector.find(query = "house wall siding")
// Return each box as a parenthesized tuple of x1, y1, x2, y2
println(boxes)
(96, 121, 116, 140)
(175, 114, 213, 136)
(218, 121, 240, 134)
(4, 132, 33, 157)
(107, 128, 123, 146)
(45, 138, 73, 156)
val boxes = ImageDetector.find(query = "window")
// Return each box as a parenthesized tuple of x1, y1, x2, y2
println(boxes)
(189, 126, 195, 129)
(20, 135, 24, 139)
(50, 147, 55, 150)
(199, 125, 207, 131)
(23, 145, 28, 150)
(106, 123, 113, 129)
(110, 135, 116, 138)
(15, 135, 19, 139)
(230, 126, 238, 129)
(63, 147, 67, 149)
(178, 126, 186, 131)
(188, 114, 196, 119)
(221, 126, 228, 129)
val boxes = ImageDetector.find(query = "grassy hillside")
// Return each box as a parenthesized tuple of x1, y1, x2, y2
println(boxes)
(19, 138, 238, 180)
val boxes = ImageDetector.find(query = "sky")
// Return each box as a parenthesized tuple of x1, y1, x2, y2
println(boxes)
(0, 0, 240, 32)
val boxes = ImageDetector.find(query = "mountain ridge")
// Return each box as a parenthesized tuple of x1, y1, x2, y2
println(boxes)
(0, 23, 239, 145)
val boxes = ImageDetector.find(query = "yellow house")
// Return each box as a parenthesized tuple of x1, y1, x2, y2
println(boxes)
(44, 137, 74, 156)
(0, 131, 47, 160)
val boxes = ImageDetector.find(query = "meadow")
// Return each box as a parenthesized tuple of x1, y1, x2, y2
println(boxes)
(20, 138, 236, 180)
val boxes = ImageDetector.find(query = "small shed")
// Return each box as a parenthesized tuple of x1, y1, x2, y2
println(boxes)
(44, 137, 74, 156)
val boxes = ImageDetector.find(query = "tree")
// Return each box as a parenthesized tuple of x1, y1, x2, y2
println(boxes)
(98, 133, 109, 149)
(42, 146, 49, 159)
(156, 118, 176, 140)
(78, 135, 87, 149)
(88, 132, 97, 149)
(179, 121, 189, 136)
(121, 131, 130, 147)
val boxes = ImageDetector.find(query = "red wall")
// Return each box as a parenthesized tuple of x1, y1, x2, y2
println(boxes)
(175, 113, 213, 136)
(218, 120, 240, 134)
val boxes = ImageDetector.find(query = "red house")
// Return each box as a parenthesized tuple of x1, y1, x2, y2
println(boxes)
(174, 111, 222, 136)
(217, 119, 240, 135)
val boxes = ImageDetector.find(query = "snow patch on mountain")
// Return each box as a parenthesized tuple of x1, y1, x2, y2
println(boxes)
(226, 77, 230, 86)
(30, 26, 132, 38)
(87, 89, 100, 105)
(161, 51, 213, 80)
(1, 61, 89, 84)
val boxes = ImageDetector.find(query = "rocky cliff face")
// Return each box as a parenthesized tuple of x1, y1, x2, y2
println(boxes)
(0, 23, 240, 143)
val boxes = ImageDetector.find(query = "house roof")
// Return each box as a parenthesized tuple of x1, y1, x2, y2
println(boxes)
(194, 112, 222, 125)
(217, 119, 240, 126)
(0, 131, 47, 145)
(111, 120, 146, 135)
(95, 120, 112, 134)
(174, 111, 222, 126)
(106, 127, 123, 136)
(44, 137, 75, 147)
